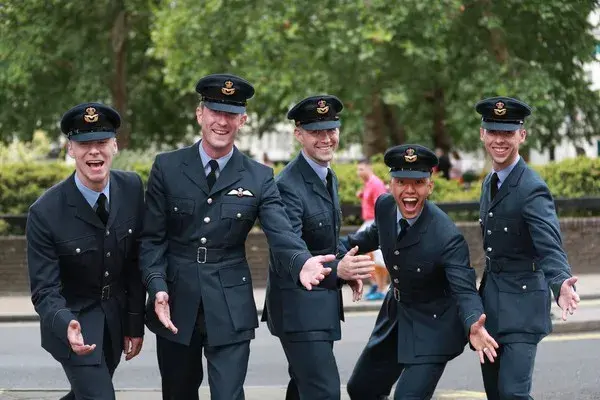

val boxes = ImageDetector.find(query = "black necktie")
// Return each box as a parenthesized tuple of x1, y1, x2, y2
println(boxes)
(397, 218, 410, 242)
(490, 172, 499, 200)
(325, 169, 334, 200)
(96, 193, 109, 225)
(207, 159, 218, 190)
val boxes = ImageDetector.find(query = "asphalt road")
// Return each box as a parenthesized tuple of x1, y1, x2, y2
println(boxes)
(1, 313, 599, 399)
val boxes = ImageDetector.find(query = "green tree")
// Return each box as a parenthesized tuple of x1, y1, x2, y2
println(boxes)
(0, 0, 194, 148)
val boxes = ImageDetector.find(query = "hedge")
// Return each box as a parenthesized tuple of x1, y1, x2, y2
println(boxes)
(1, 156, 599, 226)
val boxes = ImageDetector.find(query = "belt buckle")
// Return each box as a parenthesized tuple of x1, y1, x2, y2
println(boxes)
(393, 287, 401, 302)
(101, 285, 111, 301)
(197, 247, 207, 264)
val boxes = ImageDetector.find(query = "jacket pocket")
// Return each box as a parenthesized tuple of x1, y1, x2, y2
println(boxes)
(411, 300, 466, 356)
(55, 235, 98, 270)
(221, 203, 257, 243)
(166, 196, 195, 234)
(281, 287, 339, 333)
(115, 217, 136, 256)
(219, 266, 258, 331)
(495, 272, 549, 335)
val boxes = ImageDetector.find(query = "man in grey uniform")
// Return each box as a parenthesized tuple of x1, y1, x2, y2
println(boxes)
(475, 96, 580, 400)
(139, 74, 336, 400)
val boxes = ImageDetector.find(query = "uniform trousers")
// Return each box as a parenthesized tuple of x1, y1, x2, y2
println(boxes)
(281, 339, 340, 400)
(346, 323, 446, 400)
(60, 321, 119, 400)
(481, 342, 537, 400)
(156, 327, 250, 400)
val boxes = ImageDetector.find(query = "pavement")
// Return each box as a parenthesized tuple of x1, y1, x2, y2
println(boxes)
(2, 273, 600, 334)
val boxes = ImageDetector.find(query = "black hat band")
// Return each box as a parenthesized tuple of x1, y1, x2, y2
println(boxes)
(295, 116, 340, 126)
(202, 96, 247, 106)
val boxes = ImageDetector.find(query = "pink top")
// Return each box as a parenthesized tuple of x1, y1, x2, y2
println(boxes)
(357, 174, 388, 221)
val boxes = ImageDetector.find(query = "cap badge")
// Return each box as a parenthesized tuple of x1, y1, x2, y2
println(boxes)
(316, 99, 329, 115)
(404, 148, 417, 163)
(493, 101, 506, 116)
(83, 107, 99, 123)
(221, 80, 236, 96)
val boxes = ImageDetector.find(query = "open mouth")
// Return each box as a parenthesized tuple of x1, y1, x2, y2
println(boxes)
(492, 147, 509, 156)
(402, 197, 418, 213)
(212, 129, 229, 136)
(86, 161, 104, 171)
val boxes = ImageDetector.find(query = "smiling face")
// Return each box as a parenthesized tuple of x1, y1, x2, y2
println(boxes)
(294, 127, 339, 166)
(389, 177, 433, 219)
(196, 104, 247, 158)
(480, 127, 526, 170)
(68, 138, 117, 191)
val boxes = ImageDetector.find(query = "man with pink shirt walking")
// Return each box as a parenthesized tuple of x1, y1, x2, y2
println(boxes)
(356, 159, 389, 300)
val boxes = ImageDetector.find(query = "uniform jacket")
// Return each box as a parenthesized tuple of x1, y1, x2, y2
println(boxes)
(139, 143, 314, 347)
(26, 171, 146, 366)
(262, 153, 344, 342)
(342, 195, 483, 364)
(479, 157, 572, 344)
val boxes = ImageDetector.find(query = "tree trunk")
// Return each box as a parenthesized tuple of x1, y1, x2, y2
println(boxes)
(429, 87, 452, 151)
(363, 92, 387, 158)
(110, 7, 130, 149)
(382, 103, 405, 146)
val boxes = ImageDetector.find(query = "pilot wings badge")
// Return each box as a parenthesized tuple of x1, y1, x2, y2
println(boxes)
(226, 187, 254, 197)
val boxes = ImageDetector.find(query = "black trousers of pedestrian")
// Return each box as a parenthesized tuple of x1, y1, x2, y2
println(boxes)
(60, 322, 119, 400)
(481, 342, 537, 400)
(156, 328, 250, 400)
(346, 323, 446, 400)
(281, 339, 340, 400)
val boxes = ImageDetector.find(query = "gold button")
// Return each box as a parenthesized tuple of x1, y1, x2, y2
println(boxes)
(242, 277, 247, 282)
(478, 218, 482, 223)
(522, 285, 527, 290)
(104, 271, 109, 277)
(393, 278, 399, 283)
(128, 228, 132, 234)
(504, 227, 508, 232)
(75, 248, 81, 254)
(318, 222, 322, 227)
(393, 265, 398, 270)
(394, 250, 399, 255)
(237, 213, 242, 219)
(200, 237, 207, 244)
(417, 267, 421, 272)
(487, 247, 492, 252)
(106, 252, 111, 257)
(207, 198, 213, 204)
(487, 230, 492, 235)
(489, 212, 494, 217)
(433, 314, 437, 319)
(173, 206, 178, 212)
(204, 217, 210, 223)
(105, 230, 110, 236)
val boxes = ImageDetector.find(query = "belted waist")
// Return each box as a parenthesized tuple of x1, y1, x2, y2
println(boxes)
(392, 286, 449, 304)
(62, 282, 123, 301)
(485, 257, 536, 273)
(168, 241, 246, 264)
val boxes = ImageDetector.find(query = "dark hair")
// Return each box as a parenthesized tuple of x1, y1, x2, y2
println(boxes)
(357, 158, 371, 165)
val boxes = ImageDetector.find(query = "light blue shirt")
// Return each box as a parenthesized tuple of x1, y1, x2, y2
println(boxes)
(301, 150, 329, 182)
(199, 141, 234, 178)
(74, 172, 110, 210)
(492, 155, 521, 189)
(396, 207, 421, 232)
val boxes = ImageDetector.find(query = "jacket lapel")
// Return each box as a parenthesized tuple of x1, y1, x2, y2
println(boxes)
(106, 171, 121, 228)
(210, 147, 244, 195)
(181, 142, 210, 195)
(395, 201, 431, 250)
(64, 173, 105, 229)
(297, 153, 332, 204)
(379, 196, 398, 257)
(488, 158, 526, 210)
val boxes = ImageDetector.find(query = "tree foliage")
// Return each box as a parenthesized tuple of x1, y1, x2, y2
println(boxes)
(1, 1, 599, 155)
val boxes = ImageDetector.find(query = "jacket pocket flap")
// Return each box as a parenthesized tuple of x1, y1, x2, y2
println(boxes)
(167, 196, 195, 215)
(219, 267, 252, 288)
(495, 273, 545, 293)
(221, 203, 256, 221)
(115, 217, 136, 240)
(56, 235, 97, 256)
(305, 212, 331, 230)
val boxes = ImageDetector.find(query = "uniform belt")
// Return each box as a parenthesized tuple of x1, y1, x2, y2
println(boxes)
(62, 282, 122, 301)
(485, 257, 536, 273)
(168, 241, 245, 264)
(392, 286, 449, 303)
